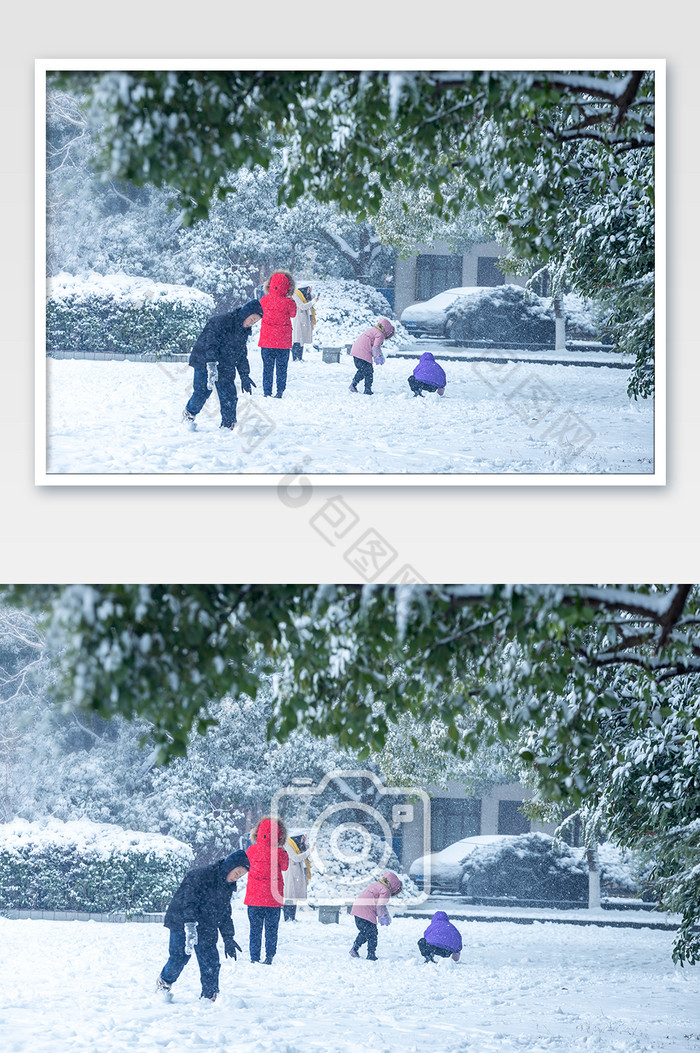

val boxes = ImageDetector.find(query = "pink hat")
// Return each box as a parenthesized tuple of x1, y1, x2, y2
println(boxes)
(383, 871, 403, 894)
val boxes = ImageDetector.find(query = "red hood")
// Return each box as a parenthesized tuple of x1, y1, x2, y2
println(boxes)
(268, 273, 291, 297)
(257, 818, 283, 844)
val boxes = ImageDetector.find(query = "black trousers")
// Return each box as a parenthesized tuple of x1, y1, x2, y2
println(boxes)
(291, 342, 304, 361)
(160, 927, 221, 998)
(408, 376, 440, 397)
(247, 905, 281, 961)
(186, 364, 238, 427)
(261, 348, 290, 396)
(417, 936, 453, 961)
(352, 916, 378, 957)
(351, 357, 374, 393)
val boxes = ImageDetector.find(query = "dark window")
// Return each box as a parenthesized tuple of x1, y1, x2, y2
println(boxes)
(558, 813, 582, 847)
(431, 797, 481, 851)
(477, 256, 505, 287)
(497, 800, 530, 835)
(416, 254, 463, 301)
(530, 269, 550, 297)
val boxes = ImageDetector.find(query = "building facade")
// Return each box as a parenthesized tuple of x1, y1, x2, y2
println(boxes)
(399, 780, 556, 871)
(393, 240, 527, 319)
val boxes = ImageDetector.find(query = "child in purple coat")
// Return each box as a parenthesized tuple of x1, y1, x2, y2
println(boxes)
(349, 871, 403, 960)
(417, 910, 462, 962)
(408, 351, 447, 397)
(348, 318, 395, 395)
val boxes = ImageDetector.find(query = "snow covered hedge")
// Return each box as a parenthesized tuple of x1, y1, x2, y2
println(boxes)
(457, 833, 645, 903)
(597, 841, 652, 898)
(459, 833, 588, 902)
(445, 285, 603, 348)
(560, 293, 607, 342)
(311, 278, 413, 351)
(46, 272, 214, 357)
(0, 818, 194, 913)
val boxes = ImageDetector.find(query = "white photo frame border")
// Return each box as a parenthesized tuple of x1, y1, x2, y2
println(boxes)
(35, 58, 666, 487)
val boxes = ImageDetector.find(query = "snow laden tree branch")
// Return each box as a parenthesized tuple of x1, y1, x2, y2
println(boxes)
(0, 585, 306, 760)
(56, 69, 654, 222)
(520, 669, 700, 965)
(52, 68, 657, 394)
(0, 608, 48, 706)
(1, 583, 694, 776)
(4, 584, 699, 959)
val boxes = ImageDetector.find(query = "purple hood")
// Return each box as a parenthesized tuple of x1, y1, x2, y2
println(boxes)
(413, 352, 446, 388)
(423, 910, 462, 953)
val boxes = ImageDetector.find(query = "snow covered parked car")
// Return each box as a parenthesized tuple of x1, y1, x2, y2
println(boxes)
(444, 285, 555, 346)
(401, 284, 602, 348)
(401, 284, 556, 345)
(409, 834, 512, 891)
(410, 832, 645, 903)
(410, 833, 587, 900)
(458, 832, 588, 903)
(400, 287, 483, 338)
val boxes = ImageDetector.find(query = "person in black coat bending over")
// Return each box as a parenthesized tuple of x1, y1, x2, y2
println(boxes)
(156, 849, 250, 1002)
(182, 299, 263, 431)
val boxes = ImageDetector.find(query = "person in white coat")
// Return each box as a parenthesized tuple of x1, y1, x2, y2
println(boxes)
(282, 833, 311, 920)
(290, 285, 318, 361)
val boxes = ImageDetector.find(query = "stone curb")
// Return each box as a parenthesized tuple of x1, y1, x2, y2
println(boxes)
(1, 909, 165, 923)
(47, 352, 190, 362)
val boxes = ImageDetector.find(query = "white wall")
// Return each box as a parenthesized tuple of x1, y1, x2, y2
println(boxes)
(398, 780, 556, 870)
(393, 242, 527, 318)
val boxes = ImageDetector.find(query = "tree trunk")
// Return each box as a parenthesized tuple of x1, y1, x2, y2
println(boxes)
(553, 296, 566, 351)
(587, 847, 601, 909)
(356, 229, 372, 285)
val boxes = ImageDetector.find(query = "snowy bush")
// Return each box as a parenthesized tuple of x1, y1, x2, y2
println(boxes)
(46, 272, 214, 357)
(445, 285, 555, 347)
(597, 841, 651, 898)
(311, 278, 413, 351)
(304, 824, 420, 906)
(459, 833, 588, 902)
(456, 833, 647, 903)
(561, 293, 607, 341)
(0, 818, 193, 913)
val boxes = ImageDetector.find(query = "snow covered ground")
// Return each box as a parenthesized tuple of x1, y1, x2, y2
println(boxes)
(1, 910, 697, 1053)
(44, 349, 654, 478)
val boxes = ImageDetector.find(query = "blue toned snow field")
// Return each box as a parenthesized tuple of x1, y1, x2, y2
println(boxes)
(44, 349, 654, 478)
(1, 909, 697, 1053)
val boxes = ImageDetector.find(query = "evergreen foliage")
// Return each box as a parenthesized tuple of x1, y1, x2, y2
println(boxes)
(51, 68, 656, 394)
(4, 584, 696, 961)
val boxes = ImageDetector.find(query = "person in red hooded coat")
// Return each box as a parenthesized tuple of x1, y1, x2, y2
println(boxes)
(243, 816, 289, 963)
(258, 270, 297, 398)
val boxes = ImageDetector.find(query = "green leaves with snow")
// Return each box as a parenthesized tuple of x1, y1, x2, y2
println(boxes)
(52, 68, 656, 393)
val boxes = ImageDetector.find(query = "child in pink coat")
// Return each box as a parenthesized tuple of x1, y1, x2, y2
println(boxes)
(348, 318, 395, 395)
(349, 870, 402, 960)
